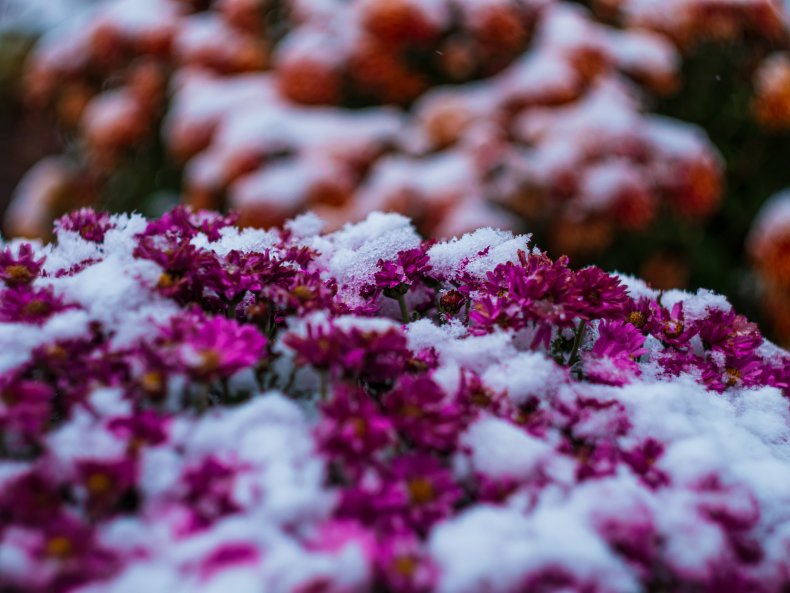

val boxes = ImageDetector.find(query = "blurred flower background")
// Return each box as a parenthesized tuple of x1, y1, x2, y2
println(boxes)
(0, 0, 789, 346)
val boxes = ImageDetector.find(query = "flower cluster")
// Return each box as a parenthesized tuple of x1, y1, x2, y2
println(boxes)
(599, 0, 790, 131)
(599, 0, 788, 50)
(9, 0, 730, 254)
(749, 191, 790, 347)
(1, 206, 789, 593)
(753, 52, 790, 129)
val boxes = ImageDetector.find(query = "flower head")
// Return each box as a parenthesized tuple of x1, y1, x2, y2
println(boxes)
(375, 530, 438, 593)
(339, 454, 461, 533)
(385, 375, 469, 451)
(55, 209, 113, 243)
(285, 322, 409, 385)
(374, 247, 433, 293)
(316, 385, 395, 464)
(0, 243, 45, 287)
(0, 286, 71, 325)
(161, 312, 267, 381)
(584, 320, 648, 385)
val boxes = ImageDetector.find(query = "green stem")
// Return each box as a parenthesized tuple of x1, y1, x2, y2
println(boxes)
(319, 370, 329, 400)
(567, 320, 588, 367)
(283, 366, 297, 393)
(194, 385, 210, 414)
(226, 295, 242, 320)
(396, 293, 410, 324)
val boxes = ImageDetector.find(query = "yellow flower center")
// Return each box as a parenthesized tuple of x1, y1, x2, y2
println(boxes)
(5, 264, 32, 284)
(627, 311, 646, 328)
(157, 273, 176, 289)
(23, 300, 49, 316)
(86, 472, 113, 495)
(199, 349, 221, 374)
(45, 536, 73, 558)
(351, 417, 368, 438)
(47, 345, 68, 359)
(392, 555, 417, 576)
(292, 285, 315, 301)
(407, 478, 435, 505)
(663, 320, 683, 338)
(401, 404, 422, 418)
(141, 371, 164, 393)
(725, 367, 741, 387)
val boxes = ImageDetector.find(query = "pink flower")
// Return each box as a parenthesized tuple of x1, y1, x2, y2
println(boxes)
(0, 243, 45, 286)
(140, 205, 237, 241)
(374, 247, 433, 293)
(0, 467, 62, 526)
(623, 296, 660, 332)
(161, 313, 267, 381)
(374, 530, 438, 593)
(570, 266, 630, 320)
(34, 515, 118, 592)
(337, 454, 461, 533)
(622, 438, 669, 488)
(0, 376, 53, 446)
(75, 458, 137, 516)
(55, 208, 113, 243)
(107, 410, 169, 452)
(654, 301, 693, 348)
(583, 320, 647, 385)
(0, 286, 72, 325)
(134, 237, 225, 306)
(285, 322, 409, 385)
(179, 456, 243, 529)
(701, 354, 765, 392)
(385, 375, 469, 452)
(316, 385, 395, 465)
(696, 309, 763, 357)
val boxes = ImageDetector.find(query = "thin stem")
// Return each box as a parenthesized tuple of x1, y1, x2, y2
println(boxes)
(567, 320, 588, 367)
(283, 366, 297, 393)
(396, 293, 410, 324)
(226, 295, 243, 320)
(194, 385, 211, 414)
(319, 370, 329, 400)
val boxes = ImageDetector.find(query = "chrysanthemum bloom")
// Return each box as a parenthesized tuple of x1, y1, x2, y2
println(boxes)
(316, 385, 395, 465)
(74, 458, 137, 516)
(338, 453, 461, 533)
(375, 530, 438, 593)
(375, 247, 434, 293)
(178, 455, 243, 529)
(162, 313, 267, 382)
(0, 244, 45, 287)
(0, 376, 54, 447)
(107, 410, 169, 453)
(54, 209, 114, 243)
(584, 319, 648, 385)
(0, 286, 71, 325)
(384, 375, 469, 452)
(0, 208, 787, 593)
(285, 321, 410, 385)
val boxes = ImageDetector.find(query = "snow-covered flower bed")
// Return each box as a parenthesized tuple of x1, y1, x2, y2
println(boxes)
(1, 206, 789, 593)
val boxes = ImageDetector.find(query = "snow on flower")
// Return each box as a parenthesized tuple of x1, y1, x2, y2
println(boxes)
(0, 207, 789, 593)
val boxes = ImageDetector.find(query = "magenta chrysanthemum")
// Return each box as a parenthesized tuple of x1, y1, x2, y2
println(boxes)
(0, 207, 788, 593)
